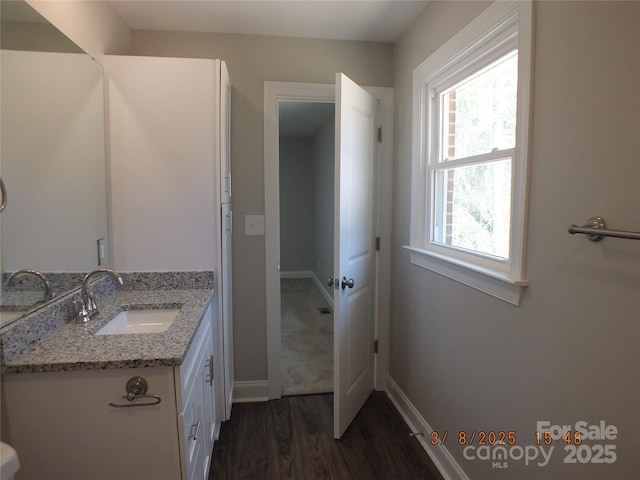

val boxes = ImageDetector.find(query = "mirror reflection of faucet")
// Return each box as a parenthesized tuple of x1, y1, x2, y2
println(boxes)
(6, 269, 54, 302)
(75, 269, 124, 323)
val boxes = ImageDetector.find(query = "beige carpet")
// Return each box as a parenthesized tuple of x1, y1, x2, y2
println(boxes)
(281, 278, 333, 396)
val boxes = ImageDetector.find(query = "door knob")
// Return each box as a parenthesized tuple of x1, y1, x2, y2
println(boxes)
(327, 277, 334, 287)
(341, 277, 354, 289)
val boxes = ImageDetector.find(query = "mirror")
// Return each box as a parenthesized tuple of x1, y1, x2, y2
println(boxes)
(0, 0, 109, 327)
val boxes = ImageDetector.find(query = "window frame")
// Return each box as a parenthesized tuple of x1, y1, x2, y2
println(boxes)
(406, 1, 533, 305)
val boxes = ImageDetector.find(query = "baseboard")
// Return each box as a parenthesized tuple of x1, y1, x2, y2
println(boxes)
(280, 270, 312, 279)
(310, 273, 334, 309)
(280, 270, 334, 309)
(386, 377, 470, 480)
(233, 380, 270, 403)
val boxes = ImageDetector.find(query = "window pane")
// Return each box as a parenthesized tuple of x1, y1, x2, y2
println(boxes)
(433, 158, 512, 259)
(441, 51, 518, 161)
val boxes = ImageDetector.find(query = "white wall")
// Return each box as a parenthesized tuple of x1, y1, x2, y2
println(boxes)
(105, 55, 217, 272)
(391, 2, 639, 479)
(1, 50, 108, 272)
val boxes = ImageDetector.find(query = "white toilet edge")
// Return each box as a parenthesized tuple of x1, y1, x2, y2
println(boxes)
(0, 441, 20, 477)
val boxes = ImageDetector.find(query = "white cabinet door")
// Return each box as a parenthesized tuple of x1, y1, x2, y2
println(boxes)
(3, 368, 181, 480)
(216, 59, 234, 422)
(176, 305, 216, 480)
(179, 370, 206, 480)
(221, 202, 234, 419)
(201, 308, 216, 466)
(220, 61, 232, 204)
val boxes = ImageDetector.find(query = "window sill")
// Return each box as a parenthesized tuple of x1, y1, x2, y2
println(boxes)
(403, 246, 528, 306)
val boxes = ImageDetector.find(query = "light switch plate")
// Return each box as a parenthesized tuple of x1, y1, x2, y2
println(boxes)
(245, 215, 265, 236)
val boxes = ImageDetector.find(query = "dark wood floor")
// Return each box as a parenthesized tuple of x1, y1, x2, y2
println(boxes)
(209, 392, 444, 480)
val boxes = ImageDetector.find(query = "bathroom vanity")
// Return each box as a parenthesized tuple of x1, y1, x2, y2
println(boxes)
(1, 6, 233, 479)
(1, 273, 220, 480)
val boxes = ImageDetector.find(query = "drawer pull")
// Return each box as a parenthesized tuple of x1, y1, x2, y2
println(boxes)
(108, 376, 162, 408)
(188, 419, 201, 440)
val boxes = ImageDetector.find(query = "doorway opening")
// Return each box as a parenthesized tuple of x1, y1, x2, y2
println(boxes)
(264, 81, 393, 407)
(279, 101, 336, 396)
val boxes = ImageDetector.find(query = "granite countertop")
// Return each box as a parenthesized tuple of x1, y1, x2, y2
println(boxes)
(1, 272, 215, 374)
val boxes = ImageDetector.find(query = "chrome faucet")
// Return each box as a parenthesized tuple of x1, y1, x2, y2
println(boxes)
(7, 269, 54, 302)
(79, 269, 124, 320)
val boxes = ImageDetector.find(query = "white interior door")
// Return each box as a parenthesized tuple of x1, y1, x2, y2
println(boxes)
(333, 73, 378, 439)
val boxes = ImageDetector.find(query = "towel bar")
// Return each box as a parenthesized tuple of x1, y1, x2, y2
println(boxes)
(108, 376, 162, 408)
(568, 217, 640, 241)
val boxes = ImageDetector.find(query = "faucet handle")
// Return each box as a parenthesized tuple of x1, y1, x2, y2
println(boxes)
(86, 292, 98, 315)
(73, 300, 91, 323)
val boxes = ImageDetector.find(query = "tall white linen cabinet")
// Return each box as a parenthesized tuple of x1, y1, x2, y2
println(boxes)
(105, 52, 234, 455)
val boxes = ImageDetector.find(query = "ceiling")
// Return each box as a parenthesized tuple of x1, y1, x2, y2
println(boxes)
(108, 1, 431, 137)
(5, 0, 427, 137)
(108, 0, 430, 43)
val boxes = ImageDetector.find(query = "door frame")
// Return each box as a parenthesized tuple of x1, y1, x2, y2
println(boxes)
(264, 81, 393, 400)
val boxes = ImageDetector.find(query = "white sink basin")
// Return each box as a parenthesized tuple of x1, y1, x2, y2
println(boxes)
(96, 309, 180, 335)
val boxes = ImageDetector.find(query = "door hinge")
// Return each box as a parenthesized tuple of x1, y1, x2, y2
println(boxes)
(377, 126, 382, 142)
(374, 339, 379, 354)
(375, 236, 380, 251)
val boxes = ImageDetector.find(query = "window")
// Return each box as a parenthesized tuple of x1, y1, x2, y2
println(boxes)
(406, 1, 533, 305)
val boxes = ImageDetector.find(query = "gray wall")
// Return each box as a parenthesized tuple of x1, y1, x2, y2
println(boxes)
(128, 30, 394, 383)
(26, 0, 131, 62)
(0, 20, 82, 53)
(280, 114, 334, 298)
(311, 117, 335, 299)
(391, 2, 639, 478)
(279, 137, 315, 272)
